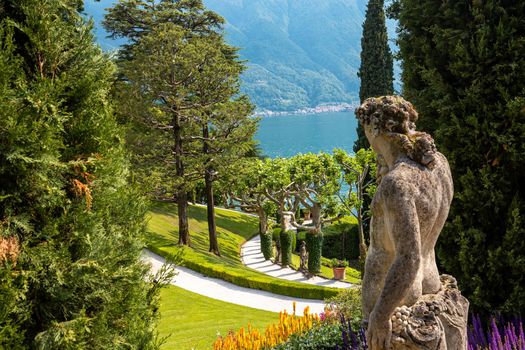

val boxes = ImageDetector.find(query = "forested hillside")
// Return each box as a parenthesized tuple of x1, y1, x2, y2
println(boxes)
(205, 0, 366, 111)
(84, 0, 397, 112)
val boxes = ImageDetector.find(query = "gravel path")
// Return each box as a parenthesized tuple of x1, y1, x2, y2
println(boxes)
(142, 249, 328, 315)
(241, 235, 354, 289)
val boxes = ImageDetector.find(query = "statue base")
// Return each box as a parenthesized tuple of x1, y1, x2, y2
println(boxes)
(390, 275, 469, 350)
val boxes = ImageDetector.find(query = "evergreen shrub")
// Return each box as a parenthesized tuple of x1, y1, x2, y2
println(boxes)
(297, 222, 359, 261)
(274, 228, 297, 255)
(273, 228, 281, 240)
(322, 223, 359, 260)
(306, 232, 324, 273)
(0, 1, 163, 346)
(260, 232, 273, 260)
(149, 246, 339, 300)
(392, 0, 525, 314)
(280, 230, 295, 266)
(274, 323, 343, 350)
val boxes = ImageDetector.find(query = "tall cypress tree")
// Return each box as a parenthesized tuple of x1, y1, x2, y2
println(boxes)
(354, 0, 394, 152)
(392, 0, 525, 314)
(0, 0, 163, 347)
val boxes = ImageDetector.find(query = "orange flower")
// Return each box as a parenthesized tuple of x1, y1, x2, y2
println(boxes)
(213, 305, 319, 350)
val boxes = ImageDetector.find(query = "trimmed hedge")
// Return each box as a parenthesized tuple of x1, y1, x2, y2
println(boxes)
(148, 244, 340, 300)
(280, 230, 295, 266)
(296, 220, 359, 261)
(273, 228, 297, 254)
(322, 223, 359, 261)
(306, 232, 323, 273)
(260, 232, 273, 260)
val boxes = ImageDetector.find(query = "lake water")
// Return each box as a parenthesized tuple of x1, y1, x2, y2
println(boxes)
(255, 111, 358, 158)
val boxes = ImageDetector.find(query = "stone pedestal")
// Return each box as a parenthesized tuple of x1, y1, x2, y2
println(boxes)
(390, 275, 469, 350)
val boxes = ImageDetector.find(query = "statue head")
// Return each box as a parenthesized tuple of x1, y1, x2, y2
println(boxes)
(356, 96, 437, 168)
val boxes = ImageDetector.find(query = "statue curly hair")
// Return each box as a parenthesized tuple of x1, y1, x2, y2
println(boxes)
(356, 96, 437, 168)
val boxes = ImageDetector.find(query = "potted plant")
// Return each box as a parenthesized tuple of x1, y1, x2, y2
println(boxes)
(329, 258, 348, 280)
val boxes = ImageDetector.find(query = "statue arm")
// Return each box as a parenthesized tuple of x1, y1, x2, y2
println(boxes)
(367, 179, 421, 349)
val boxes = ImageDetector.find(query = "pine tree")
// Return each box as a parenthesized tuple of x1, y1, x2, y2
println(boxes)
(198, 97, 257, 256)
(105, 0, 226, 247)
(105, 0, 257, 255)
(0, 0, 163, 347)
(354, 0, 394, 152)
(392, 0, 525, 314)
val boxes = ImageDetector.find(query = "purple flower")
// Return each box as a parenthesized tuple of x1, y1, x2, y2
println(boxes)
(468, 315, 525, 350)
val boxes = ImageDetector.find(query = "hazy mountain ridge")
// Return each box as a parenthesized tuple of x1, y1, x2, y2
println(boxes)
(84, 0, 396, 112)
(205, 0, 367, 111)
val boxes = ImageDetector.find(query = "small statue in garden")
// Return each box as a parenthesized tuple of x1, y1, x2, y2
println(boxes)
(299, 241, 308, 273)
(275, 236, 282, 265)
(356, 96, 469, 350)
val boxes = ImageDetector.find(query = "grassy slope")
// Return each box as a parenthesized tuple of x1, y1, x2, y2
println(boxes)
(148, 202, 257, 269)
(159, 285, 277, 350)
(147, 202, 350, 299)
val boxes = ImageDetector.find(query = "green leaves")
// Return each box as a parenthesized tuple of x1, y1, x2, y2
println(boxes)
(394, 0, 525, 314)
(0, 0, 160, 347)
(334, 148, 376, 216)
(356, 0, 394, 151)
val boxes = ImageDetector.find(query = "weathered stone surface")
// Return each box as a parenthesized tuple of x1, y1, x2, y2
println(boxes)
(390, 275, 469, 350)
(299, 240, 308, 273)
(356, 96, 469, 350)
(282, 211, 297, 232)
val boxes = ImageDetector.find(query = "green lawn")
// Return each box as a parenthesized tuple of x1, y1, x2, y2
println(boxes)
(147, 202, 341, 299)
(159, 285, 277, 350)
(148, 202, 257, 268)
(289, 254, 361, 284)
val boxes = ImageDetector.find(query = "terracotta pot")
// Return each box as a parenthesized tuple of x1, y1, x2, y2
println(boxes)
(332, 267, 346, 280)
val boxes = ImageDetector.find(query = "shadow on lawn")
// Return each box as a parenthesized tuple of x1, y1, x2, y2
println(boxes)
(150, 201, 258, 239)
(148, 231, 175, 248)
(148, 202, 259, 264)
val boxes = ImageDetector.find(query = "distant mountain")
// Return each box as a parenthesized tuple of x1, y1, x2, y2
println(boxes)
(204, 0, 366, 111)
(84, 0, 397, 112)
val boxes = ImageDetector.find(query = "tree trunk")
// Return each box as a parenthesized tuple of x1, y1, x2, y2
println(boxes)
(205, 169, 220, 256)
(258, 208, 268, 235)
(203, 123, 220, 256)
(173, 112, 190, 246)
(177, 192, 190, 245)
(357, 213, 367, 270)
(275, 202, 286, 264)
(277, 199, 285, 232)
(357, 181, 368, 272)
(311, 202, 322, 234)
(341, 225, 346, 260)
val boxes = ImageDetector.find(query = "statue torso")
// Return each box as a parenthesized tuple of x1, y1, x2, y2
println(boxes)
(363, 152, 453, 316)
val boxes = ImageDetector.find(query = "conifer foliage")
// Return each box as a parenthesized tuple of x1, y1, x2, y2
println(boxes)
(0, 0, 162, 347)
(105, 0, 257, 255)
(355, 0, 394, 151)
(392, 0, 525, 314)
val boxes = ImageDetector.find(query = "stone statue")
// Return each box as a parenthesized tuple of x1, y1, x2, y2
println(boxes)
(356, 96, 469, 350)
(275, 236, 282, 265)
(299, 241, 308, 273)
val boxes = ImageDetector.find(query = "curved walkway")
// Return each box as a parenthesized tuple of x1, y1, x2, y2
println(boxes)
(142, 249, 328, 315)
(241, 235, 353, 289)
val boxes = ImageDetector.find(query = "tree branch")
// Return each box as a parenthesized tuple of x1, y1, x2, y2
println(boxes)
(321, 214, 344, 225)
